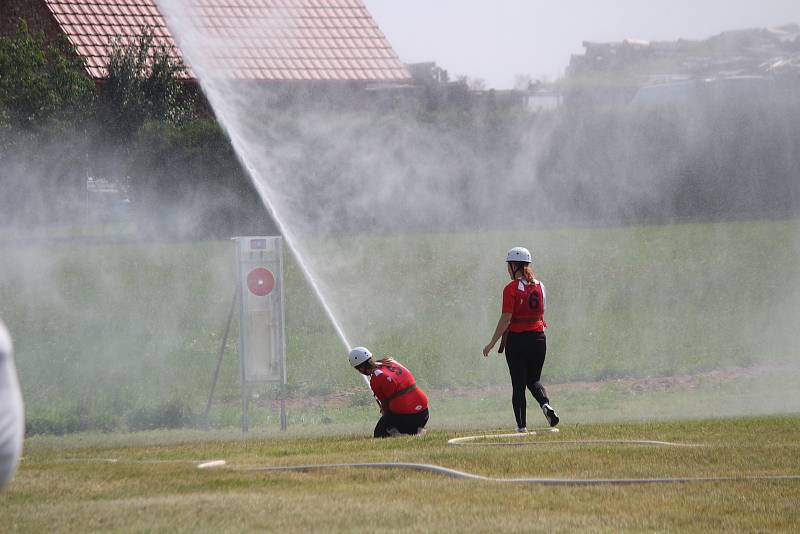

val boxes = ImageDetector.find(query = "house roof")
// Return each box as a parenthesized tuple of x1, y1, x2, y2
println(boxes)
(42, 0, 411, 82)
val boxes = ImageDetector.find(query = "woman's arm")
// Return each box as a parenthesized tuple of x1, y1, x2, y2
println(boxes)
(483, 312, 512, 357)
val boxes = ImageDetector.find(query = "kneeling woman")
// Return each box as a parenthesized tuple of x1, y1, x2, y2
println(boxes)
(349, 347, 429, 438)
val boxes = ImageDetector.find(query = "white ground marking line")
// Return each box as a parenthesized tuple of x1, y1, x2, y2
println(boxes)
(197, 460, 227, 469)
(447, 428, 560, 445)
(41, 458, 227, 466)
(447, 428, 700, 447)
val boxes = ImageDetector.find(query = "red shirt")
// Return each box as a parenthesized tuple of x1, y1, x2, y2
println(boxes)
(502, 278, 546, 333)
(369, 360, 428, 414)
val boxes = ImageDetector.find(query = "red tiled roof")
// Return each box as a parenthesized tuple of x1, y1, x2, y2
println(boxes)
(42, 0, 411, 82)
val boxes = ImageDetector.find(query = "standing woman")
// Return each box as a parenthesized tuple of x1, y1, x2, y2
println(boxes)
(349, 347, 429, 438)
(483, 247, 559, 432)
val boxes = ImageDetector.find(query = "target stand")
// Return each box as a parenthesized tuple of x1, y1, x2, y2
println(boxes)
(204, 236, 287, 433)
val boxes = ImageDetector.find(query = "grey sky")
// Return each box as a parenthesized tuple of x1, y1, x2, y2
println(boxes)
(363, 0, 799, 88)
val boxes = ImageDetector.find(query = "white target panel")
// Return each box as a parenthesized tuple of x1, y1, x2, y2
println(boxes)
(235, 236, 286, 384)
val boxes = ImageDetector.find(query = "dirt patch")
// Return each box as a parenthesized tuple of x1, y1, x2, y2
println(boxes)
(253, 364, 792, 410)
(557, 366, 759, 396)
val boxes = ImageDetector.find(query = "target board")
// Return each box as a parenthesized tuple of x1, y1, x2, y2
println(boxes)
(235, 237, 285, 384)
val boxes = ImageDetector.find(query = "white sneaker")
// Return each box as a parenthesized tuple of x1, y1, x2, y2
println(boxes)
(542, 404, 559, 427)
(387, 427, 401, 437)
(516, 427, 528, 433)
(415, 427, 427, 436)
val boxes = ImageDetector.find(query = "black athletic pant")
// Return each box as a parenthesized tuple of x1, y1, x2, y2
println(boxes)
(374, 409, 429, 438)
(504, 331, 549, 429)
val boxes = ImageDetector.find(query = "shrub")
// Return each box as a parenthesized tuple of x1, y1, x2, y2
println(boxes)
(125, 399, 195, 431)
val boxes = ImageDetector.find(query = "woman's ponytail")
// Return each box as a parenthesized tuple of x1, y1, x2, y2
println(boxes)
(523, 265, 535, 283)
(510, 261, 535, 283)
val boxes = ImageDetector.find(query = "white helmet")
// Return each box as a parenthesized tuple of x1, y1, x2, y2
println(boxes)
(506, 246, 532, 263)
(348, 346, 373, 367)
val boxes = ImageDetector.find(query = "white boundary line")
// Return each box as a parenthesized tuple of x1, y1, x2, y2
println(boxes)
(446, 428, 699, 447)
(33, 458, 227, 467)
(447, 428, 561, 445)
(197, 460, 227, 469)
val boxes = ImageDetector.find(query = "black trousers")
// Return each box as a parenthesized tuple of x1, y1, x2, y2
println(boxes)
(504, 331, 549, 429)
(374, 409, 429, 438)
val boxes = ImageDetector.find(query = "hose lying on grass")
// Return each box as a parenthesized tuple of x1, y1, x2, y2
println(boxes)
(40, 455, 800, 486)
(41, 430, 800, 486)
(229, 431, 797, 485)
(237, 462, 800, 486)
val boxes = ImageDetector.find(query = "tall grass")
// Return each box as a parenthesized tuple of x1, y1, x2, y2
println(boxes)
(1, 218, 797, 433)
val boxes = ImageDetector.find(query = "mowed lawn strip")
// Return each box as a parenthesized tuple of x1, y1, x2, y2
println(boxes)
(3, 416, 799, 532)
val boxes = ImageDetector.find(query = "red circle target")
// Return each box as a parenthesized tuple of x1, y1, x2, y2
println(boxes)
(247, 268, 275, 296)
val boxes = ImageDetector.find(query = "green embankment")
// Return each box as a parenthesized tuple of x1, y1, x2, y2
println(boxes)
(0, 218, 798, 432)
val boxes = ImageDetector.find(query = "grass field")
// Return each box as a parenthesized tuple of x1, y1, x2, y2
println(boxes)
(1, 218, 799, 531)
(3, 416, 799, 532)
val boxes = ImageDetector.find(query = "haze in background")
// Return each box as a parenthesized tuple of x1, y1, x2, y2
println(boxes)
(365, 0, 800, 88)
(158, 0, 800, 425)
(2, 1, 797, 437)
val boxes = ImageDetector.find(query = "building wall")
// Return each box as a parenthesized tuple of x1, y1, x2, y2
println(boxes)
(0, 0, 62, 42)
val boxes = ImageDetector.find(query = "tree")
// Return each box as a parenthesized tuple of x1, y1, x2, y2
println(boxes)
(0, 20, 95, 226)
(0, 19, 93, 131)
(97, 29, 195, 142)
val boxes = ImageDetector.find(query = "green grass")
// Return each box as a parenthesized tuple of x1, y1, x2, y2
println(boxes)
(3, 416, 799, 532)
(0, 218, 798, 433)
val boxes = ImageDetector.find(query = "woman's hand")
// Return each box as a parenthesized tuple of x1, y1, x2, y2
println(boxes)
(484, 313, 511, 358)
